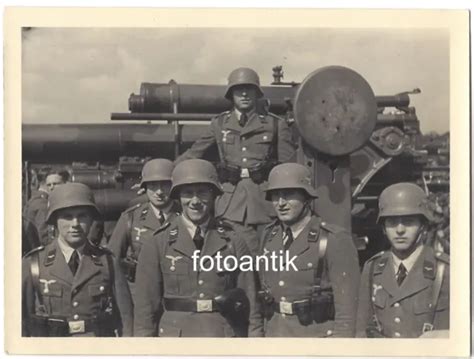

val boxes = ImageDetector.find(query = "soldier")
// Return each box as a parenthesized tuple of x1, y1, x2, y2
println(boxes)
(24, 168, 69, 245)
(22, 183, 133, 337)
(356, 183, 449, 338)
(258, 163, 360, 337)
(175, 67, 296, 255)
(134, 159, 263, 337)
(108, 158, 179, 300)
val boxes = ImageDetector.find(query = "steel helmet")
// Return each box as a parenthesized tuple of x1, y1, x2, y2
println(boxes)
(169, 159, 222, 198)
(224, 67, 264, 100)
(377, 182, 432, 223)
(264, 163, 318, 200)
(140, 158, 174, 188)
(45, 182, 101, 224)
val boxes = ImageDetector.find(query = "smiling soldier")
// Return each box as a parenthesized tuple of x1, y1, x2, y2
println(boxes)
(22, 183, 133, 337)
(109, 158, 180, 301)
(175, 67, 296, 256)
(356, 183, 450, 338)
(258, 163, 360, 337)
(134, 159, 263, 337)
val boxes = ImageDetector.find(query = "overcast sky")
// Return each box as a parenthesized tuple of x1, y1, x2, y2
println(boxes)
(22, 27, 449, 133)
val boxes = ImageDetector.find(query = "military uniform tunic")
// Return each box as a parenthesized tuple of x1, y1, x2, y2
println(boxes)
(24, 190, 51, 246)
(176, 110, 296, 224)
(133, 216, 263, 337)
(356, 245, 450, 338)
(108, 201, 180, 301)
(22, 240, 133, 337)
(259, 215, 360, 337)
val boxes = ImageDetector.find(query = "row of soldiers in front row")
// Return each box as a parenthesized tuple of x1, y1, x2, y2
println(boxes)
(22, 158, 449, 338)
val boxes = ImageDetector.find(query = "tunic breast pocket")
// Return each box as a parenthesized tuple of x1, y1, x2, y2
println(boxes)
(373, 288, 388, 310)
(40, 283, 63, 315)
(251, 133, 273, 158)
(162, 261, 193, 296)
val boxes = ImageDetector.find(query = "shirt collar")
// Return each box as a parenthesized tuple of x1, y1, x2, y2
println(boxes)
(57, 236, 85, 263)
(181, 214, 210, 239)
(234, 108, 255, 120)
(283, 212, 312, 240)
(150, 201, 173, 220)
(392, 244, 424, 273)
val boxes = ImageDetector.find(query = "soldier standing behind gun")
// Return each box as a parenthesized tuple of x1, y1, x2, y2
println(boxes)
(22, 183, 133, 337)
(356, 183, 449, 338)
(175, 67, 296, 255)
(134, 159, 263, 337)
(108, 158, 179, 301)
(258, 163, 360, 337)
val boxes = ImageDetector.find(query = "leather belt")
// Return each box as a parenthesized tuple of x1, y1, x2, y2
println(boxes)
(271, 299, 311, 315)
(163, 298, 219, 313)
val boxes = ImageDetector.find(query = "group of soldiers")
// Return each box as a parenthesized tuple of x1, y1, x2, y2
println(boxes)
(22, 67, 449, 338)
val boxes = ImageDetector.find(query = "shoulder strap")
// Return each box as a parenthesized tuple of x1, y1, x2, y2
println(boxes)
(125, 210, 134, 246)
(216, 113, 227, 166)
(313, 229, 329, 292)
(30, 251, 44, 307)
(429, 260, 446, 325)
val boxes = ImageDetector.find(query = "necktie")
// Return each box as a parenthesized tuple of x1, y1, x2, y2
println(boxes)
(158, 211, 166, 225)
(239, 113, 248, 127)
(396, 263, 407, 286)
(68, 250, 79, 276)
(284, 227, 294, 251)
(193, 226, 204, 251)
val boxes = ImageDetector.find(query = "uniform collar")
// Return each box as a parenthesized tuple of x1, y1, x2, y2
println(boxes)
(149, 201, 174, 221)
(283, 211, 313, 241)
(57, 236, 85, 262)
(233, 108, 256, 120)
(392, 243, 424, 273)
(180, 213, 210, 238)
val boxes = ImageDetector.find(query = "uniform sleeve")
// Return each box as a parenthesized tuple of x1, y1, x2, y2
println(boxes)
(22, 257, 35, 337)
(433, 263, 450, 330)
(134, 236, 163, 336)
(33, 206, 50, 246)
(277, 117, 297, 163)
(326, 232, 360, 337)
(112, 256, 134, 337)
(108, 213, 131, 259)
(355, 262, 372, 337)
(175, 118, 218, 163)
(234, 235, 264, 337)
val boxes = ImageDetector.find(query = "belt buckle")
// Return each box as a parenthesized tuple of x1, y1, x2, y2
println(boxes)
(279, 301, 293, 315)
(196, 299, 213, 312)
(240, 168, 250, 178)
(68, 320, 85, 334)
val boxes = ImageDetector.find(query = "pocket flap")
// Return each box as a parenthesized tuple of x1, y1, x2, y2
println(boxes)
(162, 261, 190, 275)
(254, 133, 273, 144)
(41, 283, 62, 297)
(88, 283, 109, 296)
(373, 290, 387, 309)
(159, 325, 182, 337)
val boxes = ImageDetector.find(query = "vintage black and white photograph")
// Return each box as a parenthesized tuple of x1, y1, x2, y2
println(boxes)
(4, 7, 470, 357)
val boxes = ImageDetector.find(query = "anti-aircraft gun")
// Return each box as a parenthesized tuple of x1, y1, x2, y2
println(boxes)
(22, 66, 449, 259)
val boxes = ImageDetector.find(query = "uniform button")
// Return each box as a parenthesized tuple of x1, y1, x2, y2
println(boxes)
(72, 301, 79, 307)
(326, 330, 333, 336)
(199, 293, 205, 298)
(281, 313, 286, 318)
(307, 263, 313, 268)
(280, 297, 286, 301)
(394, 302, 400, 308)
(159, 328, 164, 334)
(321, 221, 326, 226)
(99, 286, 105, 292)
(73, 314, 79, 320)
(263, 135, 268, 140)
(135, 237, 140, 241)
(279, 280, 285, 286)
(198, 280, 204, 285)
(394, 332, 401, 338)
(394, 317, 401, 324)
(428, 303, 433, 308)
(242, 158, 247, 162)
(242, 147, 247, 151)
